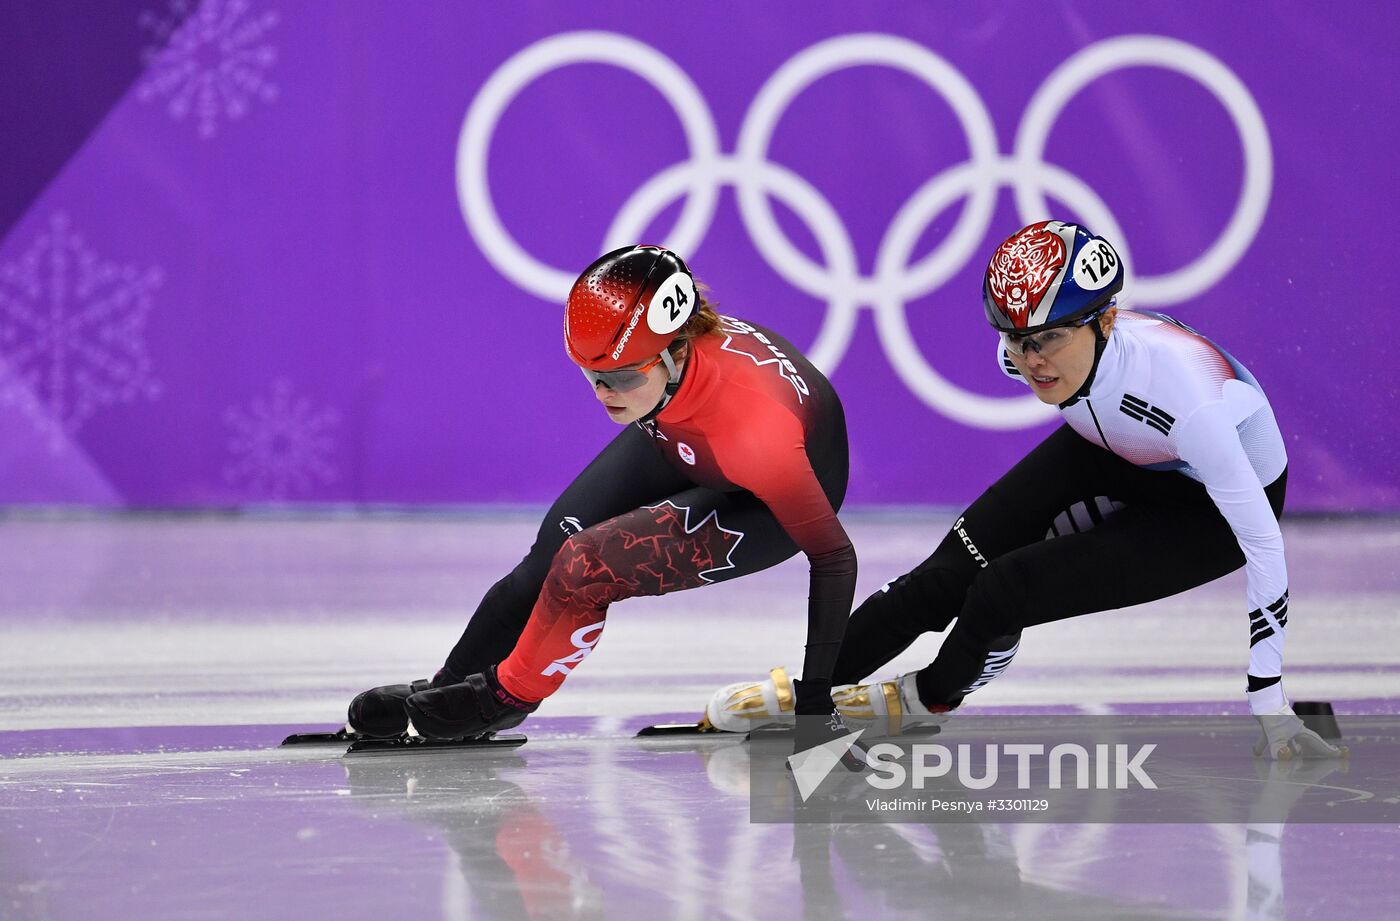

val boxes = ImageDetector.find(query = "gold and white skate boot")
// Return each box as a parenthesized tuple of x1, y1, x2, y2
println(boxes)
(832, 672, 956, 737)
(705, 666, 796, 732)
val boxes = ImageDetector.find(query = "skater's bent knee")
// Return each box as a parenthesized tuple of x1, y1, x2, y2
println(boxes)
(542, 529, 628, 608)
(961, 561, 1028, 641)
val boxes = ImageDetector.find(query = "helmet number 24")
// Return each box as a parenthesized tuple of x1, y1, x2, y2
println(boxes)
(648, 271, 698, 336)
(662, 282, 688, 322)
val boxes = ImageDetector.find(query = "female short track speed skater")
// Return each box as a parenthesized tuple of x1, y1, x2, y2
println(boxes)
(348, 245, 857, 744)
(708, 220, 1345, 760)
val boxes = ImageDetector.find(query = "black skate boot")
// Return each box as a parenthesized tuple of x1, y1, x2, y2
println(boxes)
(347, 668, 461, 737)
(404, 665, 538, 740)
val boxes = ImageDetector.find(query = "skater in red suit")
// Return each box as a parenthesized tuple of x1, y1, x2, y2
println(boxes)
(348, 245, 856, 744)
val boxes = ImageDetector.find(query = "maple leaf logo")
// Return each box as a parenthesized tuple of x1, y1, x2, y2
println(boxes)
(639, 501, 744, 587)
(542, 500, 746, 609)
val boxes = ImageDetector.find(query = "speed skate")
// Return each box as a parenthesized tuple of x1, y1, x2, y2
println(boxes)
(704, 666, 949, 738)
(344, 733, 527, 756)
(280, 724, 527, 755)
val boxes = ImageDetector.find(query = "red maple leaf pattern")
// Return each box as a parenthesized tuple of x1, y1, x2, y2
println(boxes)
(541, 501, 742, 615)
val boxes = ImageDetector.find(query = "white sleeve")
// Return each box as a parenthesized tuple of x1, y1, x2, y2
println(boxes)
(1173, 399, 1289, 711)
(995, 341, 1025, 382)
(1174, 400, 1286, 609)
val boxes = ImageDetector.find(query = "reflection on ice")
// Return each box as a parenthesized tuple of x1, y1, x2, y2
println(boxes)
(2, 515, 1397, 918)
(3, 726, 1388, 920)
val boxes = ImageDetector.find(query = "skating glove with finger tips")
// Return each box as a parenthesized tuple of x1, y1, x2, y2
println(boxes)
(792, 678, 867, 771)
(1252, 706, 1349, 761)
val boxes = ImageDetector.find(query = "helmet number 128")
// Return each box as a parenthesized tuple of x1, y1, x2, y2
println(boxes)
(1076, 241, 1118, 287)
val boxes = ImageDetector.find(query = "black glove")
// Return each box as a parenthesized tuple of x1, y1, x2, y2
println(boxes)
(793, 709, 868, 772)
(791, 678, 867, 771)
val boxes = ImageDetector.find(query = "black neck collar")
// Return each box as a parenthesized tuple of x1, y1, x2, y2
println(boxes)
(639, 350, 688, 424)
(1057, 318, 1108, 409)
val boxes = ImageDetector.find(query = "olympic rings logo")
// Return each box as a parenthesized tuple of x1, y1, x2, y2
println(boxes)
(456, 32, 1271, 429)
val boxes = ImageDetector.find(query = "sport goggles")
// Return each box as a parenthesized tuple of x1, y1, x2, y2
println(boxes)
(1000, 307, 1107, 358)
(579, 353, 669, 393)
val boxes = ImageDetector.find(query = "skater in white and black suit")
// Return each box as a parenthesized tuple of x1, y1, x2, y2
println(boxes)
(709, 220, 1346, 760)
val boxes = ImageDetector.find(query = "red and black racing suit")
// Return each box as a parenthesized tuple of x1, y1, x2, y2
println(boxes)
(443, 315, 853, 711)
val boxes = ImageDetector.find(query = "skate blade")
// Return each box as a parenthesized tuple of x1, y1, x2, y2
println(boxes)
(343, 733, 527, 756)
(636, 717, 724, 738)
(741, 723, 941, 743)
(280, 728, 362, 746)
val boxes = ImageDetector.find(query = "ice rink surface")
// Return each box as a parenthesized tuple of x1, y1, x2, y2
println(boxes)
(2, 512, 1398, 920)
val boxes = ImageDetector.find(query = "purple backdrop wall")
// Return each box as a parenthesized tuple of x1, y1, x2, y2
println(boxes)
(0, 2, 1394, 510)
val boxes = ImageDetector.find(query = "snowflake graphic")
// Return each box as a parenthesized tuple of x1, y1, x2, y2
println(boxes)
(224, 379, 340, 500)
(137, 0, 279, 139)
(0, 213, 163, 451)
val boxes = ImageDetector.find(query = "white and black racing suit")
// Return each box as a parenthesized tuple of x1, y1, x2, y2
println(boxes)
(832, 309, 1292, 715)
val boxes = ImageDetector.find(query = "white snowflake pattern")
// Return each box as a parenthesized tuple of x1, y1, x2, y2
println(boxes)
(137, 0, 279, 139)
(0, 213, 163, 451)
(224, 379, 340, 500)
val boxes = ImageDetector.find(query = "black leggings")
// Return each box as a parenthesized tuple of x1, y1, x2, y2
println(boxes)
(832, 425, 1286, 705)
(443, 422, 848, 680)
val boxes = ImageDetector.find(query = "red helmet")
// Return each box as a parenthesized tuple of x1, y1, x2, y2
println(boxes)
(564, 245, 698, 370)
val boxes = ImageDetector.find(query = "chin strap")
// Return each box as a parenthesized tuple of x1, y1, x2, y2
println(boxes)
(639, 349, 686, 424)
(1057, 316, 1109, 409)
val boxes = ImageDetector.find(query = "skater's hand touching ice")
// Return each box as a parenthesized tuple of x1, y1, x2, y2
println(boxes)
(1252, 706, 1348, 761)
(791, 678, 867, 772)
